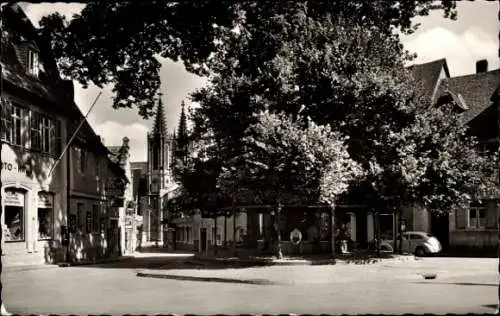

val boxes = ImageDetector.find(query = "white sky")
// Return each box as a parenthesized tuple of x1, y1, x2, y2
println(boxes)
(18, 1, 500, 162)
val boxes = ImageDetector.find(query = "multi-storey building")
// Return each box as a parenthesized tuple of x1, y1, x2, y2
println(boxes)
(1, 3, 128, 265)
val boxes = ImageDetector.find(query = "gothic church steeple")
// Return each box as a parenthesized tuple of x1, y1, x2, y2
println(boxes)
(152, 92, 167, 136)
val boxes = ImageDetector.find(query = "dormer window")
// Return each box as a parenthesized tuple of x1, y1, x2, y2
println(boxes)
(27, 49, 39, 77)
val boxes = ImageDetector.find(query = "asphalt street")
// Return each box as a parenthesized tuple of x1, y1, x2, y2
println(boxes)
(2, 253, 499, 315)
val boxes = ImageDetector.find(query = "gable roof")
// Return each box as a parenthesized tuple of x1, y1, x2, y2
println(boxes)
(407, 58, 450, 101)
(1, 3, 73, 109)
(435, 68, 500, 124)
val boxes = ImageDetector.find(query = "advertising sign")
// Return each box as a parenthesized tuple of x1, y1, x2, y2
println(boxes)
(37, 192, 53, 209)
(4, 190, 24, 207)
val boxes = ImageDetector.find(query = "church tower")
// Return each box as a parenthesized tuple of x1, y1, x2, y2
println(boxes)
(145, 92, 174, 245)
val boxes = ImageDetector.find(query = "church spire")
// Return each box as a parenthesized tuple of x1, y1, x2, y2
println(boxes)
(152, 92, 167, 136)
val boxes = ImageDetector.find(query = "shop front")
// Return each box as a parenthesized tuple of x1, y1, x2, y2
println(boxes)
(1, 146, 67, 266)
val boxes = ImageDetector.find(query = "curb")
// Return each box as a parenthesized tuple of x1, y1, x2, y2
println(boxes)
(189, 255, 415, 267)
(136, 271, 279, 285)
(57, 256, 133, 267)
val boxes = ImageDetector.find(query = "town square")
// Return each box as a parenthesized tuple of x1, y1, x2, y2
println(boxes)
(0, 1, 499, 315)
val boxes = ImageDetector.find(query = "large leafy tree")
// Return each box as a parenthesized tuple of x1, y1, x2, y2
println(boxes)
(216, 110, 362, 257)
(38, 1, 456, 118)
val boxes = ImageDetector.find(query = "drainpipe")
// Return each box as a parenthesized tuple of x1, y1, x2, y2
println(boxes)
(66, 139, 71, 264)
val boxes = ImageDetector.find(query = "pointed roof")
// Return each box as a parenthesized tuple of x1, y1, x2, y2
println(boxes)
(152, 92, 167, 135)
(407, 58, 450, 101)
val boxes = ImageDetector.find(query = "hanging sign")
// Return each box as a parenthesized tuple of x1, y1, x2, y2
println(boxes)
(37, 192, 53, 208)
(4, 190, 24, 207)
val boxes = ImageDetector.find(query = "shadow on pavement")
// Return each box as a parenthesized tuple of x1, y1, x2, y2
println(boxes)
(414, 282, 497, 287)
(74, 253, 270, 271)
(135, 271, 277, 285)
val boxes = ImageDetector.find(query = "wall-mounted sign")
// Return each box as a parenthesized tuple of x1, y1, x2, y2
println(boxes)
(37, 192, 54, 209)
(4, 190, 24, 207)
(1, 161, 31, 176)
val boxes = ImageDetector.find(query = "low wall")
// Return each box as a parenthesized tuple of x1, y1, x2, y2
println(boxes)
(449, 230, 498, 252)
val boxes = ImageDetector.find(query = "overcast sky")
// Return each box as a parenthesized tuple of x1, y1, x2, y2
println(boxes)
(19, 1, 500, 162)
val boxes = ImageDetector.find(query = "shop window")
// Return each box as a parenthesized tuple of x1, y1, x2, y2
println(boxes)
(76, 203, 84, 233)
(37, 192, 54, 240)
(4, 189, 25, 242)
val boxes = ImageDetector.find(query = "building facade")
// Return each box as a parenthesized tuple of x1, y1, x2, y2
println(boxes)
(1, 4, 129, 265)
(1, 4, 72, 266)
(67, 121, 128, 263)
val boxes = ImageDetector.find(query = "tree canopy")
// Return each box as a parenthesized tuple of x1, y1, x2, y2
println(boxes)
(39, 1, 456, 118)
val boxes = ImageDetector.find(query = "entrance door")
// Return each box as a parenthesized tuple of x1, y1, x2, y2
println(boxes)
(109, 219, 119, 255)
(200, 228, 207, 252)
(431, 213, 449, 251)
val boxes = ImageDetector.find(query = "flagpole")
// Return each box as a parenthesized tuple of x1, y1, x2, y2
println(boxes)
(48, 92, 102, 177)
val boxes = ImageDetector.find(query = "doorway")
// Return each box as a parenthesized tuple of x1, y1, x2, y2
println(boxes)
(200, 228, 207, 252)
(431, 213, 449, 251)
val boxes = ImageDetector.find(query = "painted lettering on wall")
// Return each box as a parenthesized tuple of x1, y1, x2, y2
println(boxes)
(1, 162, 30, 175)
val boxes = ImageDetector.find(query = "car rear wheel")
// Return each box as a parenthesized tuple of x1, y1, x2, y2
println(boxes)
(415, 246, 426, 257)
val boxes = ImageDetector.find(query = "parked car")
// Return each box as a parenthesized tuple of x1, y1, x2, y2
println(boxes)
(380, 231, 442, 257)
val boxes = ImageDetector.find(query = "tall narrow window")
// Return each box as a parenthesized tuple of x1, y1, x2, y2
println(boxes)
(1, 99, 12, 143)
(80, 149, 86, 174)
(41, 116, 52, 153)
(30, 111, 42, 150)
(54, 120, 62, 155)
(11, 105, 24, 146)
(92, 205, 99, 233)
(37, 192, 54, 240)
(27, 49, 39, 77)
(76, 203, 84, 233)
(152, 144, 159, 170)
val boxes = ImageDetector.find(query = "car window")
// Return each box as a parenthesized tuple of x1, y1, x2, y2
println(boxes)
(409, 234, 424, 240)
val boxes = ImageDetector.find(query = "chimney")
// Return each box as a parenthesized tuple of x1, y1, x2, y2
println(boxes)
(476, 59, 488, 73)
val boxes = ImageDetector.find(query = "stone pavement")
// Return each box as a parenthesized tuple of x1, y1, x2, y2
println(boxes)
(137, 257, 498, 285)
(4, 254, 498, 315)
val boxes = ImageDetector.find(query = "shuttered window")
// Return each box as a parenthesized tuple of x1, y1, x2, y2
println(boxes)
(455, 208, 467, 229)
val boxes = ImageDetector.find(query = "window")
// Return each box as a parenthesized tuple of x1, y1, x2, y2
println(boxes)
(76, 147, 87, 174)
(11, 105, 25, 146)
(4, 189, 25, 241)
(54, 120, 62, 156)
(37, 192, 53, 240)
(27, 49, 39, 77)
(41, 115, 52, 153)
(1, 98, 12, 142)
(469, 206, 486, 229)
(76, 203, 84, 233)
(92, 205, 99, 232)
(30, 111, 42, 150)
(95, 156, 100, 178)
(86, 211, 92, 234)
(152, 144, 159, 170)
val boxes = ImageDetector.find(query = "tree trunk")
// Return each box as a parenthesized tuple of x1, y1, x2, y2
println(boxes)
(224, 214, 227, 249)
(275, 202, 283, 259)
(213, 216, 218, 256)
(330, 204, 336, 259)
